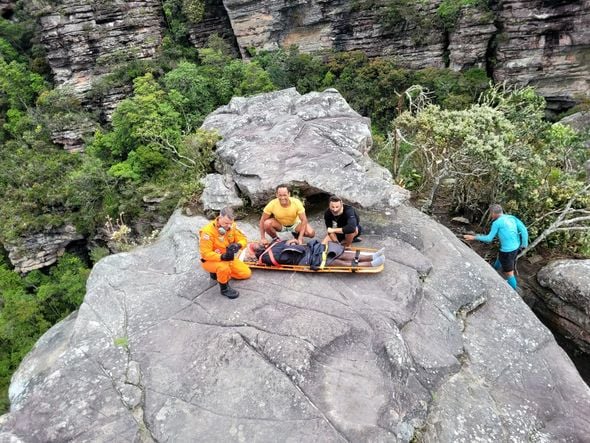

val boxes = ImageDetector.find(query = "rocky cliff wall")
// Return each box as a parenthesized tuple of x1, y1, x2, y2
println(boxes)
(27, 0, 164, 123)
(27, 0, 589, 129)
(221, 0, 590, 112)
(493, 0, 590, 112)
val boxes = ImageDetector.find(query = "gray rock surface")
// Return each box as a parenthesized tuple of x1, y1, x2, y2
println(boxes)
(219, 0, 590, 111)
(27, 0, 163, 147)
(560, 111, 590, 134)
(492, 0, 590, 113)
(0, 0, 14, 16)
(1, 207, 589, 441)
(200, 173, 244, 213)
(201, 88, 409, 209)
(5, 225, 83, 273)
(537, 259, 590, 353)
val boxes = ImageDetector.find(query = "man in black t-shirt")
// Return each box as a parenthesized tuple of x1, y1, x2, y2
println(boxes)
(322, 195, 362, 247)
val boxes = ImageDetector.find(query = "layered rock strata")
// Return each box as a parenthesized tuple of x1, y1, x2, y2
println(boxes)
(5, 225, 83, 273)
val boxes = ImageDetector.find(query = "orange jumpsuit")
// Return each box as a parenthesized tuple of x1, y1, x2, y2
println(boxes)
(199, 219, 252, 284)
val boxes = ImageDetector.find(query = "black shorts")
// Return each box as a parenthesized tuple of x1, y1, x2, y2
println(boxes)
(498, 249, 519, 272)
(336, 225, 362, 242)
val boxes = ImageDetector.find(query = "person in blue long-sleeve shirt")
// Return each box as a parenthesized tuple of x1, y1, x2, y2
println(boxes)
(463, 204, 528, 290)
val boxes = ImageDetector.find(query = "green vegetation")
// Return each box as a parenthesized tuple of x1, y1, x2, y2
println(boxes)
(387, 84, 590, 253)
(253, 48, 489, 132)
(437, 0, 488, 31)
(163, 0, 206, 45)
(0, 254, 90, 412)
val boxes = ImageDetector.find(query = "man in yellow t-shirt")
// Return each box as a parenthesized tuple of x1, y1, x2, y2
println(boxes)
(259, 184, 315, 245)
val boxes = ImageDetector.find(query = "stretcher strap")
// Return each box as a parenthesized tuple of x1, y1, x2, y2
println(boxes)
(319, 243, 329, 269)
(351, 250, 360, 272)
(257, 243, 281, 267)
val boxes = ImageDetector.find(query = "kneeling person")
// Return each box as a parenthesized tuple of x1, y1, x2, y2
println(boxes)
(259, 184, 315, 245)
(323, 195, 361, 247)
(199, 207, 251, 299)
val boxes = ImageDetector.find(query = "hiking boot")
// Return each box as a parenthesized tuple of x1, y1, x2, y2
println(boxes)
(209, 273, 217, 281)
(219, 282, 239, 299)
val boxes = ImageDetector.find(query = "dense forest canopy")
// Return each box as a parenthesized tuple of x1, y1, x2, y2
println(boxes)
(0, 1, 588, 412)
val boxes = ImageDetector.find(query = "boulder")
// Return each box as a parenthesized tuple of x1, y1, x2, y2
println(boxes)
(1, 207, 589, 441)
(537, 259, 590, 353)
(201, 88, 410, 208)
(200, 173, 244, 213)
(560, 111, 590, 134)
(5, 225, 84, 273)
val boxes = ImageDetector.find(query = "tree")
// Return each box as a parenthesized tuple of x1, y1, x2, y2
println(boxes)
(392, 84, 590, 253)
(393, 103, 514, 212)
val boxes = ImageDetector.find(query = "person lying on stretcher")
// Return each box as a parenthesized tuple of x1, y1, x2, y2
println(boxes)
(240, 239, 385, 268)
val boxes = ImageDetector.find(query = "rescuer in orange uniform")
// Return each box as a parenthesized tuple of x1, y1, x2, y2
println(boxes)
(199, 207, 251, 299)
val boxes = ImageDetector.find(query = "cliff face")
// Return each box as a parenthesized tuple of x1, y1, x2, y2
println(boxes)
(492, 0, 590, 112)
(28, 0, 164, 117)
(221, 0, 589, 111)
(27, 0, 588, 122)
(222, 0, 447, 68)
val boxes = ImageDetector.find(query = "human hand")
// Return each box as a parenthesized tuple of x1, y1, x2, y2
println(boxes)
(227, 243, 241, 254)
(463, 234, 475, 241)
(220, 251, 235, 261)
(260, 237, 269, 246)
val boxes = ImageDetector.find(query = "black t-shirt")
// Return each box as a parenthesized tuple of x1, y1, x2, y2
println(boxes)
(324, 205, 360, 235)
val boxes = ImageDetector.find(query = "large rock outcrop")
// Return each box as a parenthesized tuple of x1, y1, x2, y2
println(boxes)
(220, 0, 590, 111)
(26, 0, 164, 149)
(2, 88, 590, 441)
(28, 0, 590, 132)
(201, 88, 409, 209)
(536, 259, 590, 353)
(4, 225, 83, 274)
(1, 207, 589, 441)
(492, 0, 590, 112)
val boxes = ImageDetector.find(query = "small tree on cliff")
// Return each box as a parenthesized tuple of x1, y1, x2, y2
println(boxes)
(390, 84, 590, 254)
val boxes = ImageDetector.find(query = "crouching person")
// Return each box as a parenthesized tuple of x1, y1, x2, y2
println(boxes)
(199, 207, 251, 299)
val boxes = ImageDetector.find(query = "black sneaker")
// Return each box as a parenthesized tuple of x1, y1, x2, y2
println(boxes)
(210, 273, 217, 281)
(219, 283, 239, 299)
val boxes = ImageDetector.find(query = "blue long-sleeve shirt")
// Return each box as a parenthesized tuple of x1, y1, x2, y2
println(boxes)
(476, 214, 528, 252)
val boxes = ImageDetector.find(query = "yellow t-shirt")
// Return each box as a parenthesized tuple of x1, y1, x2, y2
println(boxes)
(263, 197, 305, 227)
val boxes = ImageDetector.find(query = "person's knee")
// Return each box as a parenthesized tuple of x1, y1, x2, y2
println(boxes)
(493, 259, 502, 271)
(231, 263, 252, 280)
(215, 263, 232, 282)
(263, 219, 276, 232)
(307, 227, 315, 237)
